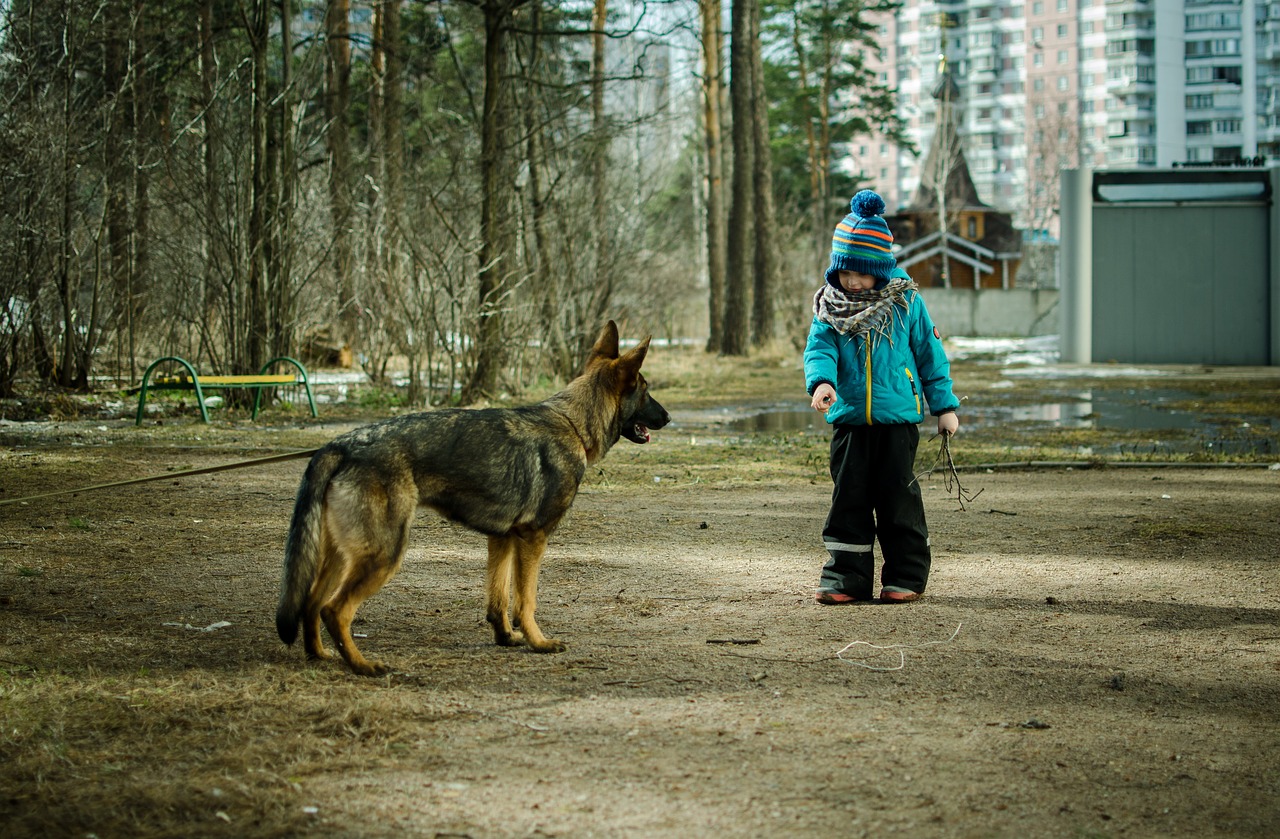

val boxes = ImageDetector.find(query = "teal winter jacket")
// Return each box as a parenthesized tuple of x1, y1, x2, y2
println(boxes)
(804, 283, 959, 426)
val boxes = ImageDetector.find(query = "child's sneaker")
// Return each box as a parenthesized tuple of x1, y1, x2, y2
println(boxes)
(879, 587, 921, 603)
(815, 590, 862, 605)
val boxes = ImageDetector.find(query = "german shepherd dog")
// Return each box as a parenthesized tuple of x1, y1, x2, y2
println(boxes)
(276, 321, 670, 675)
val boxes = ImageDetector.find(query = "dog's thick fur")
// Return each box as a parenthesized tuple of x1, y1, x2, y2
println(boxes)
(276, 321, 670, 675)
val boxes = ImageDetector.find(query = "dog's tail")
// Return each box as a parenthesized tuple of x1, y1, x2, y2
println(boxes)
(276, 447, 344, 645)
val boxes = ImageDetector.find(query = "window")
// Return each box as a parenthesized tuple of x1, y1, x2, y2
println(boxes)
(1187, 12, 1241, 30)
(1059, 101, 1070, 114)
(1058, 50, 1069, 64)
(1058, 0, 1069, 11)
(1215, 119, 1242, 134)
(1186, 94, 1214, 109)
(1186, 121, 1212, 135)
(1034, 52, 1045, 66)
(1213, 66, 1242, 84)
(1032, 26, 1044, 43)
(1035, 104, 1047, 118)
(1034, 77, 1046, 91)
(1057, 24, 1069, 38)
(1058, 76, 1070, 91)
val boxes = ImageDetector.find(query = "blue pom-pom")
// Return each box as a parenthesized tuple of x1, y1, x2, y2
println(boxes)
(850, 190, 886, 219)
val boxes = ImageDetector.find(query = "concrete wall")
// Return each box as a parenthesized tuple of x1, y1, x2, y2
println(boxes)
(923, 288, 1060, 338)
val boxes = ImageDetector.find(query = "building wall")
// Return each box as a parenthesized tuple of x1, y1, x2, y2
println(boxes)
(925, 287, 1060, 337)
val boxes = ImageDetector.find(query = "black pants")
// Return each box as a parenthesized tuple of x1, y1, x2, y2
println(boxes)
(818, 423, 930, 599)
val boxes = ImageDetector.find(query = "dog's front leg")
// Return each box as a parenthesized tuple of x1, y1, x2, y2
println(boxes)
(512, 529, 565, 653)
(485, 535, 522, 646)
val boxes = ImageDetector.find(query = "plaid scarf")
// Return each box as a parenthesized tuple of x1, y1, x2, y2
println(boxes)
(812, 278, 917, 344)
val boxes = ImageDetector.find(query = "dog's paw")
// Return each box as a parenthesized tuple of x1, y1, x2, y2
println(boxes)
(494, 629, 526, 647)
(350, 659, 392, 677)
(530, 638, 566, 654)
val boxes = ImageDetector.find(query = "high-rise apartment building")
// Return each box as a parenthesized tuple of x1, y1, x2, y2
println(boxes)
(860, 0, 1276, 234)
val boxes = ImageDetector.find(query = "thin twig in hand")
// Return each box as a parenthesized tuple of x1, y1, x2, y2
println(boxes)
(914, 432, 983, 510)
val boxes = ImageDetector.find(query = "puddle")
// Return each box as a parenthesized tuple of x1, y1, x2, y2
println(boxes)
(719, 388, 1277, 455)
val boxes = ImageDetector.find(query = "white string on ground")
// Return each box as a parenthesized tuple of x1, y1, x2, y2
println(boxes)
(836, 622, 962, 671)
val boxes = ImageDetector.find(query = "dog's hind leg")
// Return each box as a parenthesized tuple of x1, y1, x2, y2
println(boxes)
(321, 554, 403, 676)
(318, 484, 413, 676)
(512, 528, 565, 653)
(301, 528, 344, 662)
(486, 535, 522, 646)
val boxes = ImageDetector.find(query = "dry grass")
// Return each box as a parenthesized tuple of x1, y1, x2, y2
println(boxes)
(1, 343, 1278, 837)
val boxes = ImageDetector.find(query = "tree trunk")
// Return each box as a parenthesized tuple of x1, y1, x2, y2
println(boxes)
(103, 1, 132, 376)
(56, 0, 80, 387)
(325, 0, 357, 353)
(464, 0, 520, 402)
(748, 0, 775, 347)
(270, 0, 297, 360)
(521, 0, 572, 378)
(244, 0, 270, 373)
(583, 0, 612, 345)
(378, 1, 413, 396)
(700, 0, 726, 353)
(722, 0, 754, 356)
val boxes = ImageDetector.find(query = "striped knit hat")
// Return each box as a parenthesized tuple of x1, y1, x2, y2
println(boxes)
(825, 189, 896, 287)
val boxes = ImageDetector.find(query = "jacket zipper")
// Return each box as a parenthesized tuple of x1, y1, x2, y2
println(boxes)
(864, 338, 873, 425)
(905, 367, 921, 414)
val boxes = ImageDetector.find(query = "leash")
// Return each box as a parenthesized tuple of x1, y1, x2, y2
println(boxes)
(0, 448, 319, 507)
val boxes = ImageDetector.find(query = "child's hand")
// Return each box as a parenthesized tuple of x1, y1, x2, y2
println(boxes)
(811, 383, 837, 413)
(938, 411, 959, 436)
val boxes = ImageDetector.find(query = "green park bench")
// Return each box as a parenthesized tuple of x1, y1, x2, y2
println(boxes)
(134, 355, 318, 425)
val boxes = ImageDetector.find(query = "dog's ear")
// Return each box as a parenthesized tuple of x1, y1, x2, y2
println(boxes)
(590, 320, 621, 360)
(616, 336, 651, 382)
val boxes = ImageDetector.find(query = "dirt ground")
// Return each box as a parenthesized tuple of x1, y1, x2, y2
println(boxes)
(2, 407, 1278, 838)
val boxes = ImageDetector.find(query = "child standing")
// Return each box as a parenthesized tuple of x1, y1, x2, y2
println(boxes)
(804, 190, 960, 605)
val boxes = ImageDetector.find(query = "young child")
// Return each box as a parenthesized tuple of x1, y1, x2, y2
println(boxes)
(804, 190, 960, 605)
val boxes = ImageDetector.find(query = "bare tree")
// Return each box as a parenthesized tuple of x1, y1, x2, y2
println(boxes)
(748, 0, 776, 346)
(325, 0, 357, 355)
(464, 0, 529, 402)
(1022, 98, 1080, 288)
(722, 0, 754, 356)
(699, 0, 726, 352)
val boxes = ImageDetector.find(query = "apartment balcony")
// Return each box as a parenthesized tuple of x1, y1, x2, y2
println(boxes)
(1105, 77, 1156, 95)
(1104, 0, 1153, 11)
(1106, 104, 1152, 120)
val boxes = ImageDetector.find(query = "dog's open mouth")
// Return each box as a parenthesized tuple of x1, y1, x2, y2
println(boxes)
(624, 423, 651, 444)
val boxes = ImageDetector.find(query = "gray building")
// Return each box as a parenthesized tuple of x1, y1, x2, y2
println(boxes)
(861, 0, 1278, 237)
